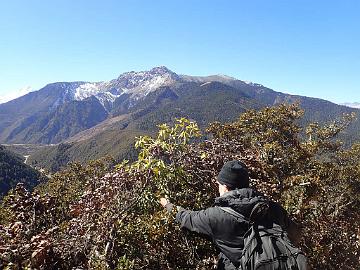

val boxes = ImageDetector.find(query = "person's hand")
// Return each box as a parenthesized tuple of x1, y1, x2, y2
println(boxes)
(160, 197, 169, 207)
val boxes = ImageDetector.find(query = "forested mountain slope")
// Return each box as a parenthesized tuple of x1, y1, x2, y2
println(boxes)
(0, 145, 44, 196)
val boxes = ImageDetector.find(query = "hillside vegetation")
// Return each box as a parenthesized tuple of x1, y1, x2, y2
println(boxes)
(0, 145, 44, 197)
(0, 104, 359, 269)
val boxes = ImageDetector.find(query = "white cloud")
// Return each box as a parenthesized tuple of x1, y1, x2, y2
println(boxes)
(0, 86, 33, 104)
(340, 102, 360, 109)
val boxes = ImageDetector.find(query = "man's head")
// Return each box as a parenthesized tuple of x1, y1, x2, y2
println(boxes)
(217, 160, 249, 195)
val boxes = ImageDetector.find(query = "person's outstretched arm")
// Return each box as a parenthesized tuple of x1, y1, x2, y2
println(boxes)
(286, 218, 302, 246)
(160, 198, 213, 237)
(270, 201, 302, 245)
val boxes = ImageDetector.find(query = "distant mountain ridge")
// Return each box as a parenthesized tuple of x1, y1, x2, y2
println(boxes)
(1, 66, 359, 163)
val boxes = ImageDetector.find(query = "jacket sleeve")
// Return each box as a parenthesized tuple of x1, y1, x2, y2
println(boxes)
(284, 217, 302, 245)
(175, 207, 214, 237)
(270, 201, 302, 245)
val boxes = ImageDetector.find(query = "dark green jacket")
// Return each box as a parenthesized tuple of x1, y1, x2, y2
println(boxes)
(172, 188, 299, 269)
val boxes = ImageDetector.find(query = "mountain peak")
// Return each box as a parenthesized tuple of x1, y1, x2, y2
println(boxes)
(149, 66, 174, 74)
(215, 74, 236, 80)
(68, 67, 181, 106)
(113, 66, 180, 96)
(117, 66, 178, 80)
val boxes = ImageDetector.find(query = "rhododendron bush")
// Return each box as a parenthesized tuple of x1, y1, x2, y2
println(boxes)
(0, 104, 359, 269)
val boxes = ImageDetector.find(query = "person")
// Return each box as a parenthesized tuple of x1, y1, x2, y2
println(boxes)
(160, 160, 308, 269)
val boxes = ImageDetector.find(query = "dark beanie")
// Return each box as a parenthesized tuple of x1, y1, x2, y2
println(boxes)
(217, 160, 249, 189)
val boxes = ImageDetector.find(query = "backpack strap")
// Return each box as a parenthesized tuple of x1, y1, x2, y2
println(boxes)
(218, 200, 270, 224)
(249, 201, 269, 223)
(218, 206, 246, 220)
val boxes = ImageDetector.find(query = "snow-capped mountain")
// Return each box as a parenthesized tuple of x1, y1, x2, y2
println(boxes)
(65, 66, 181, 108)
(0, 66, 183, 143)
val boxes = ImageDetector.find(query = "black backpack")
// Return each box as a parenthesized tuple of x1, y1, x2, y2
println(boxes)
(220, 202, 307, 270)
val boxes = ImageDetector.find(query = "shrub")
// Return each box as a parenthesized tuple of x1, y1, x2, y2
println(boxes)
(0, 104, 358, 269)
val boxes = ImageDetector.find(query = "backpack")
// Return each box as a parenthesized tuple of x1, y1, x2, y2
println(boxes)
(219, 202, 307, 270)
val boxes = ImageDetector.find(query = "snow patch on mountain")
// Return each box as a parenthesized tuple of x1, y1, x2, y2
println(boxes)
(244, 81, 263, 87)
(50, 82, 84, 109)
(96, 91, 122, 104)
(74, 83, 101, 100)
(116, 66, 180, 96)
(200, 82, 212, 87)
(125, 73, 176, 96)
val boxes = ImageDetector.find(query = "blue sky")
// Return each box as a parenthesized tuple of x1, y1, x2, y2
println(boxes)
(0, 0, 359, 104)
